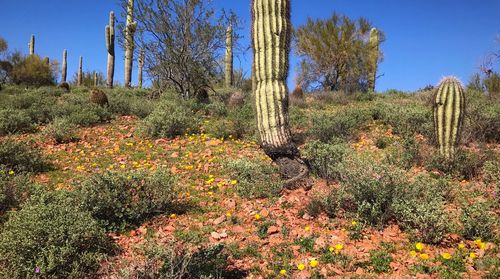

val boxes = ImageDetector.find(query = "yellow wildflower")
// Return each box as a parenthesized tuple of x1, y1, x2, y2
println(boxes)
(169, 214, 176, 219)
(419, 253, 429, 260)
(304, 226, 311, 231)
(297, 263, 305, 271)
(351, 220, 358, 225)
(226, 212, 232, 217)
(309, 259, 318, 268)
(230, 180, 238, 185)
(415, 242, 424, 251)
(279, 269, 286, 275)
(8, 170, 14, 175)
(469, 252, 476, 259)
(458, 242, 465, 249)
(329, 246, 335, 253)
(410, 251, 417, 257)
(441, 253, 452, 260)
(254, 213, 261, 220)
(474, 239, 486, 250)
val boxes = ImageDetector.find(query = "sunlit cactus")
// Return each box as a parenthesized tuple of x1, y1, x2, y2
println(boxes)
(61, 49, 67, 83)
(138, 48, 144, 88)
(105, 11, 115, 88)
(433, 76, 465, 159)
(368, 28, 379, 92)
(29, 34, 35, 55)
(77, 56, 83, 86)
(225, 23, 233, 88)
(124, 0, 136, 88)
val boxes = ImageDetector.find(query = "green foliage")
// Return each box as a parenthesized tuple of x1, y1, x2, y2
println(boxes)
(0, 109, 33, 135)
(426, 150, 489, 180)
(0, 169, 37, 214)
(460, 201, 497, 241)
(205, 102, 255, 140)
(376, 100, 432, 138)
(224, 158, 282, 199)
(0, 191, 114, 279)
(369, 249, 393, 274)
(310, 108, 372, 142)
(302, 140, 350, 180)
(74, 169, 180, 231)
(136, 101, 200, 139)
(0, 139, 51, 174)
(384, 136, 423, 169)
(42, 117, 79, 144)
(463, 90, 500, 143)
(483, 160, 500, 186)
(10, 54, 57, 86)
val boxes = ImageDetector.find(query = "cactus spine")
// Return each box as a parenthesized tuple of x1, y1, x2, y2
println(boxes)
(61, 49, 67, 83)
(29, 34, 35, 55)
(124, 0, 136, 88)
(106, 11, 115, 88)
(225, 24, 233, 88)
(138, 48, 144, 88)
(252, 0, 297, 159)
(77, 56, 83, 86)
(368, 28, 379, 92)
(433, 77, 465, 159)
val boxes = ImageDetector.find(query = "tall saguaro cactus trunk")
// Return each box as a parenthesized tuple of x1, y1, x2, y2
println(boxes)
(252, 0, 307, 187)
(29, 34, 35, 55)
(433, 77, 465, 159)
(225, 24, 233, 88)
(124, 0, 136, 88)
(138, 48, 144, 88)
(368, 28, 379, 92)
(77, 56, 83, 86)
(61, 49, 67, 83)
(106, 11, 116, 88)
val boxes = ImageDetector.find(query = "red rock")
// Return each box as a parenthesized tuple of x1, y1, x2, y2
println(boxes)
(213, 215, 227, 225)
(267, 226, 279, 235)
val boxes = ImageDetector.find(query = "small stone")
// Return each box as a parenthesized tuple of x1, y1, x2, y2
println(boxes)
(267, 226, 279, 235)
(213, 215, 226, 225)
(302, 213, 313, 220)
(211, 232, 221, 240)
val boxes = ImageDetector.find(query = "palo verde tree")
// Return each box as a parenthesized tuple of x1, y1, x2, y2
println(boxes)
(252, 0, 308, 187)
(129, 0, 237, 98)
(295, 13, 384, 92)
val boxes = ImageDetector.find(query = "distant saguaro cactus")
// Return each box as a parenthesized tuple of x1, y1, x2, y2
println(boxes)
(93, 72, 98, 87)
(368, 28, 379, 92)
(29, 34, 35, 55)
(251, 0, 307, 186)
(225, 23, 233, 88)
(433, 77, 465, 159)
(77, 56, 83, 86)
(105, 11, 116, 88)
(61, 49, 67, 83)
(43, 57, 49, 65)
(124, 0, 136, 88)
(138, 48, 144, 88)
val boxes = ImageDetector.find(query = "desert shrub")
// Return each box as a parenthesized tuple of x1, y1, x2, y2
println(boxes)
(384, 136, 423, 169)
(0, 109, 33, 135)
(376, 101, 432, 138)
(107, 93, 155, 118)
(74, 169, 180, 231)
(204, 103, 255, 140)
(9, 55, 56, 86)
(310, 108, 372, 142)
(43, 117, 79, 144)
(302, 140, 350, 181)
(460, 201, 497, 241)
(0, 139, 51, 173)
(0, 169, 37, 214)
(204, 100, 228, 117)
(0, 191, 114, 279)
(426, 150, 489, 180)
(464, 97, 500, 143)
(24, 96, 57, 124)
(483, 160, 500, 186)
(89, 89, 109, 107)
(136, 101, 200, 139)
(54, 93, 112, 126)
(224, 158, 282, 199)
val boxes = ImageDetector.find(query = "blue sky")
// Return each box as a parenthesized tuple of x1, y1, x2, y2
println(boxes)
(1, 0, 498, 91)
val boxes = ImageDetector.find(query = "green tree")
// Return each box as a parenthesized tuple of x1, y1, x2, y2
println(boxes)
(0, 36, 10, 88)
(10, 54, 57, 87)
(295, 13, 384, 92)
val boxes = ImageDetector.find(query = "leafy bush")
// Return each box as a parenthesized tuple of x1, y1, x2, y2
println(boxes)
(426, 150, 489, 180)
(384, 136, 423, 169)
(376, 101, 432, 138)
(74, 170, 180, 231)
(0, 169, 37, 214)
(483, 160, 500, 186)
(0, 109, 33, 135)
(43, 117, 79, 144)
(108, 93, 155, 118)
(0, 191, 114, 278)
(463, 90, 500, 143)
(54, 93, 112, 126)
(460, 201, 497, 241)
(10, 55, 56, 86)
(224, 158, 283, 199)
(0, 139, 51, 173)
(302, 140, 350, 181)
(310, 107, 372, 142)
(136, 101, 200, 139)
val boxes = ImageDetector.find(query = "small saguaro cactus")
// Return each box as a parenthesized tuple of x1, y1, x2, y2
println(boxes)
(433, 76, 465, 159)
(29, 34, 35, 55)
(77, 56, 83, 86)
(105, 11, 115, 88)
(93, 72, 98, 87)
(138, 48, 144, 88)
(61, 49, 67, 83)
(225, 23, 233, 88)
(368, 28, 379, 92)
(124, 0, 136, 88)
(252, 0, 307, 185)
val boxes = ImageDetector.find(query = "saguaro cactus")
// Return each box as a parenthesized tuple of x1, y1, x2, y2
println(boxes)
(124, 0, 136, 88)
(105, 11, 116, 88)
(94, 72, 98, 87)
(29, 34, 35, 55)
(252, 0, 307, 185)
(43, 57, 49, 65)
(77, 56, 83, 86)
(368, 28, 379, 92)
(61, 49, 67, 83)
(138, 48, 144, 88)
(433, 77, 465, 159)
(225, 23, 233, 88)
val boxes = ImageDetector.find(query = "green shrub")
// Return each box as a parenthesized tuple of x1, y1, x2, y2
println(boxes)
(460, 201, 497, 241)
(10, 55, 57, 86)
(384, 136, 423, 169)
(224, 158, 282, 199)
(483, 160, 500, 187)
(74, 170, 180, 231)
(0, 139, 51, 173)
(108, 94, 155, 118)
(376, 101, 432, 138)
(0, 109, 33, 135)
(426, 150, 489, 180)
(0, 169, 37, 214)
(302, 140, 350, 181)
(369, 249, 393, 274)
(43, 117, 79, 144)
(0, 191, 114, 278)
(463, 90, 500, 143)
(136, 101, 200, 139)
(310, 108, 372, 142)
